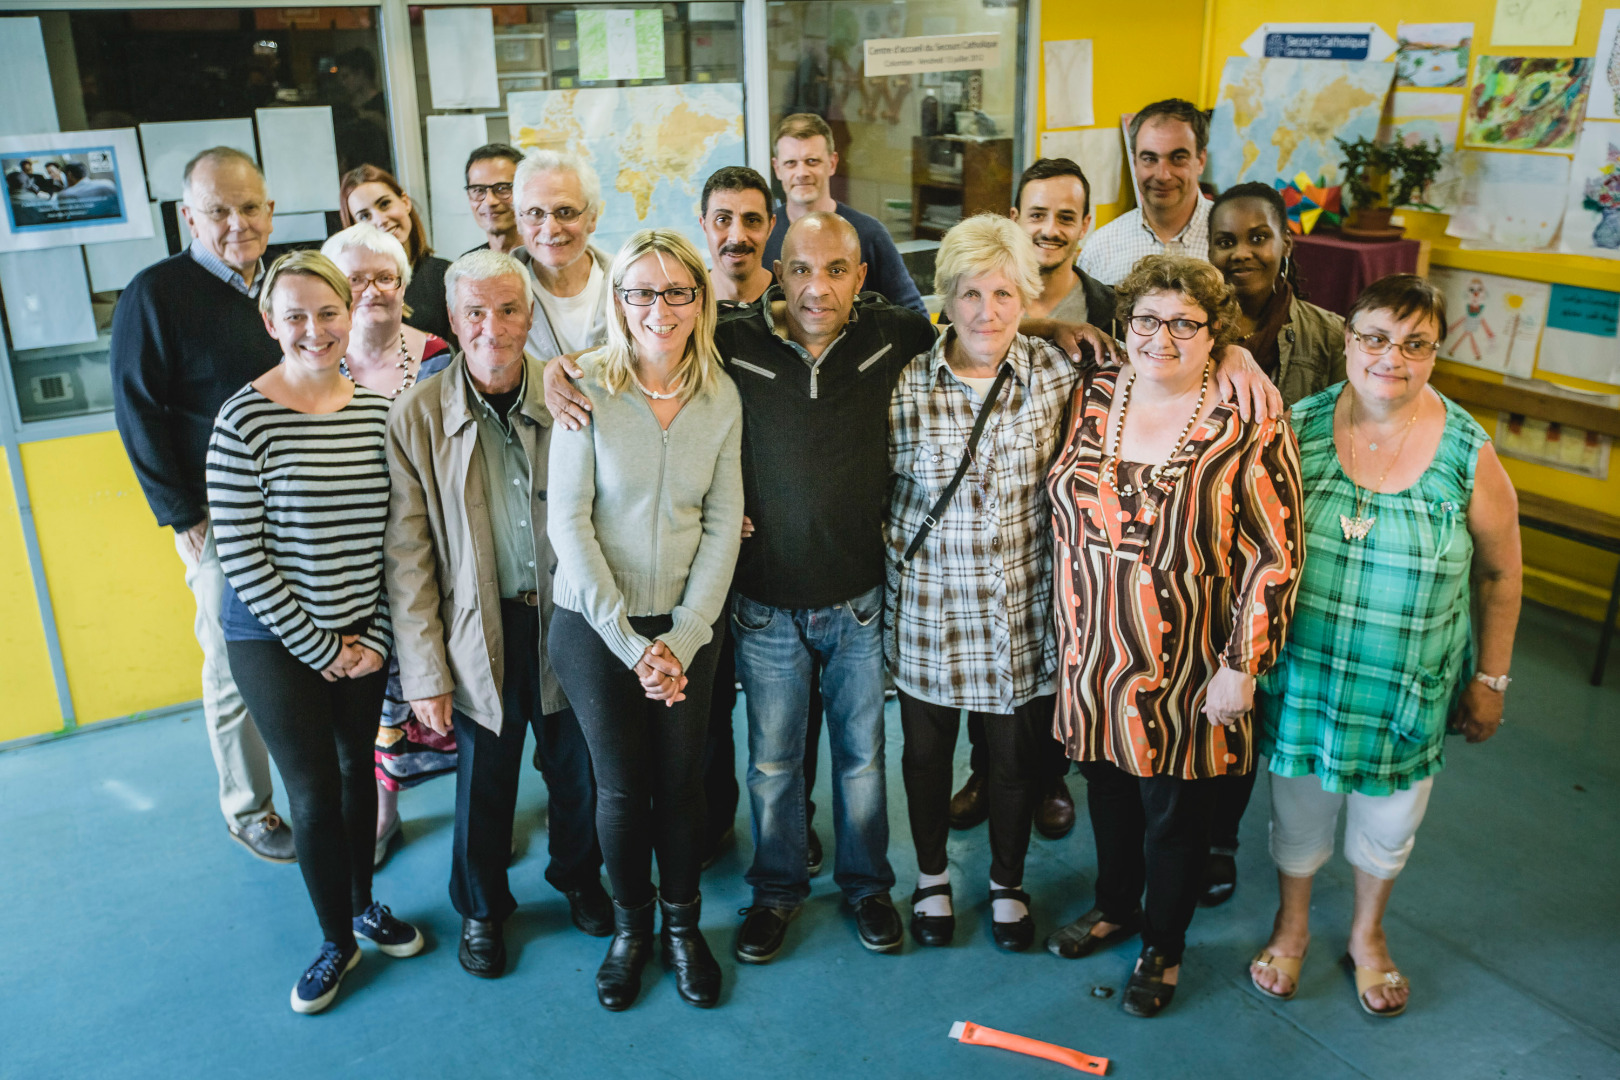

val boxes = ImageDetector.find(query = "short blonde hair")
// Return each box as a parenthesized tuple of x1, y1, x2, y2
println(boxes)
(934, 213, 1041, 307)
(1114, 254, 1241, 348)
(592, 229, 721, 404)
(258, 249, 351, 318)
(773, 113, 836, 155)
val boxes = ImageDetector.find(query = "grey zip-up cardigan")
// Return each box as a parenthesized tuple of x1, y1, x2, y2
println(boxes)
(548, 351, 744, 670)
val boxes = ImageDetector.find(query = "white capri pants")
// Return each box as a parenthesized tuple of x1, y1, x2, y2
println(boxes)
(1267, 772, 1434, 880)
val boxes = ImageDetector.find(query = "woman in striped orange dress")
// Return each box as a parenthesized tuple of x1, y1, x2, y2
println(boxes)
(1044, 255, 1304, 1017)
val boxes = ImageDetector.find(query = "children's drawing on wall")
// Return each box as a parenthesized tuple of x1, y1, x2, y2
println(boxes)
(1589, 10, 1620, 120)
(1396, 22, 1472, 88)
(1464, 56, 1592, 152)
(1431, 266, 1548, 378)
(1560, 120, 1620, 259)
(1447, 150, 1570, 251)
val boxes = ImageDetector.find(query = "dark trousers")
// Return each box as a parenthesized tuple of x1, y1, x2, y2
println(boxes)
(1209, 769, 1259, 852)
(702, 618, 824, 847)
(1079, 759, 1219, 963)
(227, 639, 386, 944)
(550, 607, 722, 908)
(450, 602, 601, 923)
(900, 693, 1052, 886)
(967, 712, 1071, 786)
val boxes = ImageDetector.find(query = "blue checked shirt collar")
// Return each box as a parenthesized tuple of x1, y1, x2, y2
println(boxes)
(190, 243, 265, 298)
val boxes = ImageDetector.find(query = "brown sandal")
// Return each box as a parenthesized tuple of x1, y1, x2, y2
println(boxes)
(1342, 953, 1409, 1017)
(1250, 948, 1307, 1001)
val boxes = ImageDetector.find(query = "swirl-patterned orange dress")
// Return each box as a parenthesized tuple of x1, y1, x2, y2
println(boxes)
(1046, 368, 1305, 780)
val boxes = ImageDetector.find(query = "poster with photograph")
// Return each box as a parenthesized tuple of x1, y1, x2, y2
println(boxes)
(0, 128, 151, 252)
(1430, 266, 1548, 377)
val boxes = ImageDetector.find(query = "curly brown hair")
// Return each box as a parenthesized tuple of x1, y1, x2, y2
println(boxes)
(1114, 253, 1242, 349)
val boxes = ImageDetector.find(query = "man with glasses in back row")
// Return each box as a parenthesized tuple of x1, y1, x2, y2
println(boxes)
(462, 143, 525, 255)
(511, 149, 614, 364)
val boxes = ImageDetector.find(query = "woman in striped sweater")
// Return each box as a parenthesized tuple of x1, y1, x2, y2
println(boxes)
(207, 250, 424, 1015)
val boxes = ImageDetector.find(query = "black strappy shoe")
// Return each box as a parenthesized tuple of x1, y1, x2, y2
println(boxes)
(1122, 945, 1179, 1018)
(909, 883, 955, 947)
(989, 887, 1034, 953)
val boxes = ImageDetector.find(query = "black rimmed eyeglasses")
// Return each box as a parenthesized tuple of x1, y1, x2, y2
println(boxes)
(617, 286, 702, 307)
(465, 182, 514, 202)
(1126, 314, 1210, 340)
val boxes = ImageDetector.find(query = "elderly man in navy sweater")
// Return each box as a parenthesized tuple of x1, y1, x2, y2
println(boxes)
(110, 147, 294, 863)
(761, 113, 927, 316)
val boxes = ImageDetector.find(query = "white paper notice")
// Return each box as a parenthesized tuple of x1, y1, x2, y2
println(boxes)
(426, 113, 492, 257)
(424, 7, 501, 109)
(578, 9, 666, 82)
(255, 107, 341, 214)
(270, 212, 331, 244)
(1043, 39, 1094, 130)
(864, 33, 1001, 77)
(0, 246, 98, 351)
(0, 17, 59, 136)
(1039, 128, 1123, 206)
(138, 119, 258, 202)
(85, 201, 169, 291)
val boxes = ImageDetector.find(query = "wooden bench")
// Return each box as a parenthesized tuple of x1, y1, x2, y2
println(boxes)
(1431, 372, 1620, 685)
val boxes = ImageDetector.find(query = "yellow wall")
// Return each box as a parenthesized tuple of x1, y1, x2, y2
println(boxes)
(1038, 0, 1208, 225)
(0, 452, 63, 741)
(20, 433, 200, 727)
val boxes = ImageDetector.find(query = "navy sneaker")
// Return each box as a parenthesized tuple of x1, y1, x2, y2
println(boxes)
(352, 902, 424, 958)
(291, 941, 359, 1014)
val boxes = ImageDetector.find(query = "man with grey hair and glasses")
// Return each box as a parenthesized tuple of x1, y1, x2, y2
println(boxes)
(511, 149, 614, 363)
(386, 249, 608, 980)
(110, 145, 294, 863)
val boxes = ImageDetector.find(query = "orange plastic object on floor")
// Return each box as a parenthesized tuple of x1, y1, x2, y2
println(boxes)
(948, 1020, 1109, 1074)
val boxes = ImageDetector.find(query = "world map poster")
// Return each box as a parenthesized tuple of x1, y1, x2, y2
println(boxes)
(1205, 57, 1395, 191)
(507, 83, 746, 257)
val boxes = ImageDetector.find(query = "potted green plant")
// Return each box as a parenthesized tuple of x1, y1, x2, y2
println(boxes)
(1387, 134, 1446, 212)
(1335, 135, 1396, 232)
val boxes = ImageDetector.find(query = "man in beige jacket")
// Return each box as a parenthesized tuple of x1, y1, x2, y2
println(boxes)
(385, 249, 608, 980)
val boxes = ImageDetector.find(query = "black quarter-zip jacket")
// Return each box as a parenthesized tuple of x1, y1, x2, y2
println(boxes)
(716, 287, 938, 611)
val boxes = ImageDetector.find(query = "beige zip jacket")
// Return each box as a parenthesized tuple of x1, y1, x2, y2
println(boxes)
(384, 351, 567, 734)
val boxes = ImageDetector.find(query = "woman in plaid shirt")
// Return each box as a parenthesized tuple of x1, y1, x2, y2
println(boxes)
(885, 215, 1089, 954)
(1248, 275, 1520, 1018)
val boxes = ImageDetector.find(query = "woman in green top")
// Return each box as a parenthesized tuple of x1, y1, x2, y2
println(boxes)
(1248, 275, 1521, 1017)
(1199, 182, 1351, 907)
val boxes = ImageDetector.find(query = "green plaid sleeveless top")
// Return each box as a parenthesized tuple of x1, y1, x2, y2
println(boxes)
(1256, 384, 1487, 795)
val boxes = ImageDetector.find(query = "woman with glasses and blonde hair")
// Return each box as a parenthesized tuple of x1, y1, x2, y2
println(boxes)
(1045, 253, 1304, 1017)
(547, 229, 743, 1012)
(1247, 275, 1520, 1018)
(320, 223, 455, 866)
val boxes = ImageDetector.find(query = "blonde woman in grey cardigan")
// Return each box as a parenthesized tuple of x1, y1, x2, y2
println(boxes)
(547, 229, 743, 1012)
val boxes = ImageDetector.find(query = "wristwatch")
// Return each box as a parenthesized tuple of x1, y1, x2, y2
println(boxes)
(1474, 672, 1512, 693)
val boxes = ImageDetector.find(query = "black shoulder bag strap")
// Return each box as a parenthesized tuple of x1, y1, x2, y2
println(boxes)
(901, 366, 1012, 564)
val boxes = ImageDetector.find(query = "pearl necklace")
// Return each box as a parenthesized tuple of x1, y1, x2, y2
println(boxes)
(340, 333, 415, 398)
(632, 372, 682, 400)
(1104, 362, 1211, 497)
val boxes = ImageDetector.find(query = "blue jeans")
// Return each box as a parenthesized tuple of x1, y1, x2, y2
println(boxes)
(733, 586, 894, 909)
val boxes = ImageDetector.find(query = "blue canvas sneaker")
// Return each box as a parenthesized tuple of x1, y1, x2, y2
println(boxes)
(352, 902, 424, 958)
(291, 941, 359, 1014)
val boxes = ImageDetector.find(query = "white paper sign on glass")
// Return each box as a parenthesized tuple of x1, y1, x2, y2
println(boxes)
(85, 201, 170, 291)
(138, 119, 257, 202)
(578, 9, 666, 82)
(1043, 40, 1094, 130)
(426, 114, 492, 257)
(1038, 128, 1122, 206)
(0, 17, 59, 137)
(864, 33, 1001, 77)
(255, 107, 341, 214)
(424, 7, 501, 109)
(0, 128, 154, 253)
(0, 245, 98, 350)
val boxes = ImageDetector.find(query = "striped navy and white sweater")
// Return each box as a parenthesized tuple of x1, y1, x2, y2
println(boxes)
(206, 384, 393, 670)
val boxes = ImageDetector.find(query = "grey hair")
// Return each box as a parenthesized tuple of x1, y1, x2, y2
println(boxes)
(181, 146, 265, 206)
(321, 223, 413, 289)
(514, 148, 603, 215)
(444, 248, 530, 311)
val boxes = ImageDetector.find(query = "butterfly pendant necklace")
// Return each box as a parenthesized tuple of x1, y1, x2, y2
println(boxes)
(1341, 393, 1419, 541)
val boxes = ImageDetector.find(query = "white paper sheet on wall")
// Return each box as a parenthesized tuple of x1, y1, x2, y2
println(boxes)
(255, 107, 341, 214)
(271, 212, 332, 244)
(137, 119, 257, 202)
(1038, 128, 1123, 207)
(424, 7, 501, 109)
(0, 17, 58, 137)
(0, 246, 98, 351)
(426, 114, 493, 258)
(85, 201, 169, 291)
(1043, 39, 1094, 130)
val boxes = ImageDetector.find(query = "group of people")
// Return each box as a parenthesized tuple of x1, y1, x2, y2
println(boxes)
(108, 99, 1521, 1022)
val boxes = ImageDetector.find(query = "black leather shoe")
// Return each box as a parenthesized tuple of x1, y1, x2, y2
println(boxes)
(807, 829, 824, 876)
(596, 898, 655, 1011)
(661, 895, 721, 1008)
(459, 917, 506, 978)
(853, 893, 903, 953)
(990, 887, 1035, 952)
(909, 883, 954, 947)
(700, 826, 735, 873)
(1122, 945, 1179, 1018)
(948, 772, 989, 829)
(1045, 906, 1142, 959)
(1034, 778, 1077, 840)
(735, 905, 795, 964)
(566, 879, 614, 937)
(1200, 850, 1238, 907)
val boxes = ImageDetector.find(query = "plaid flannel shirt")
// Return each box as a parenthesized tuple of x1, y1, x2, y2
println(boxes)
(885, 332, 1082, 713)
(1077, 197, 1211, 286)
